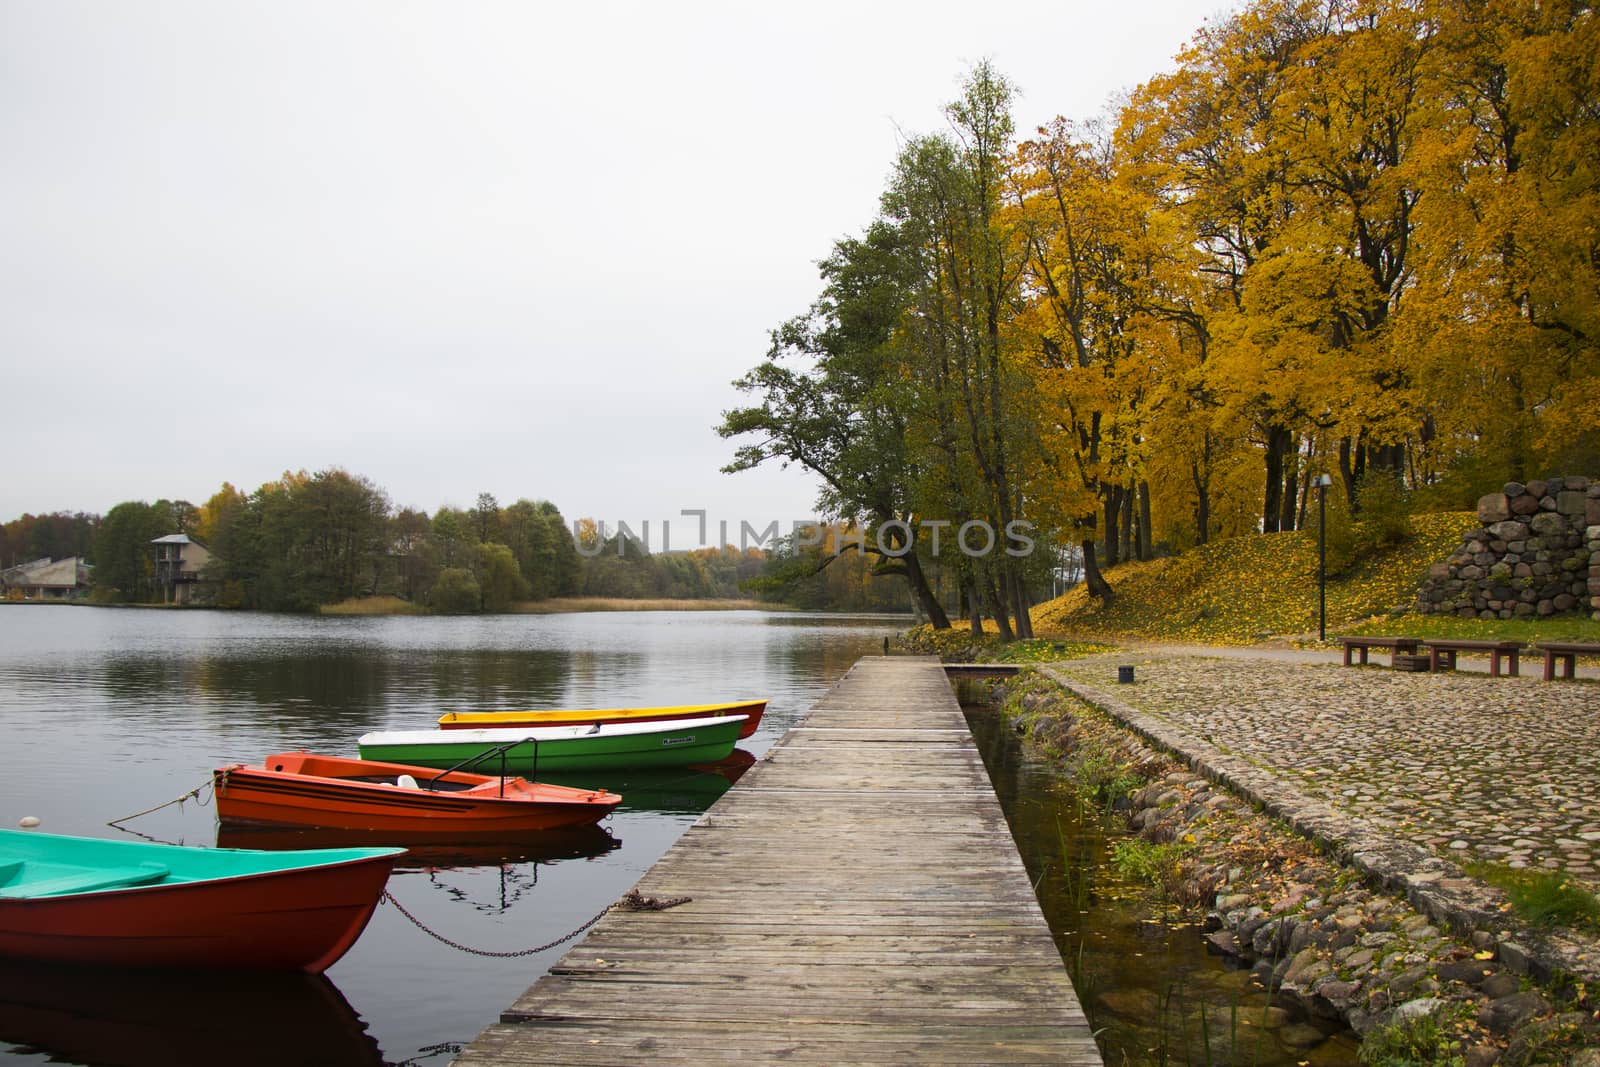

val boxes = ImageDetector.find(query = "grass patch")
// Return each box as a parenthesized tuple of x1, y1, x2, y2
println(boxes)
(994, 638, 1117, 663)
(1069, 750, 1142, 808)
(1034, 511, 1479, 645)
(1358, 1005, 1468, 1066)
(1029, 511, 1589, 646)
(1342, 612, 1600, 646)
(903, 508, 1593, 650)
(1464, 862, 1600, 934)
(898, 625, 1113, 662)
(319, 596, 425, 616)
(508, 597, 780, 613)
(1110, 837, 1195, 900)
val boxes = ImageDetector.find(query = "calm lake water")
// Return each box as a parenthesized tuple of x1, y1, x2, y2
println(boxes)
(0, 606, 902, 1066)
(965, 701, 1360, 1066)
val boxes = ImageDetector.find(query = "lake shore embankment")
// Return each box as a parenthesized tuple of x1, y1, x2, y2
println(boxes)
(317, 595, 798, 616)
(987, 654, 1600, 1064)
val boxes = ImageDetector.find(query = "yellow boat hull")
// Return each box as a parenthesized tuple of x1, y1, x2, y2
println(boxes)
(436, 700, 767, 740)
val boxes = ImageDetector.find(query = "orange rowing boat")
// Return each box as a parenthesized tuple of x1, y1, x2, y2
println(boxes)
(214, 752, 622, 840)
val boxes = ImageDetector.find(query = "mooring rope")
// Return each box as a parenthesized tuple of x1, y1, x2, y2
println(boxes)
(106, 780, 213, 828)
(381, 888, 691, 958)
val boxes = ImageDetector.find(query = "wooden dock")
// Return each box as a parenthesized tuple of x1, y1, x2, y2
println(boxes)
(454, 656, 1100, 1066)
(943, 662, 1023, 679)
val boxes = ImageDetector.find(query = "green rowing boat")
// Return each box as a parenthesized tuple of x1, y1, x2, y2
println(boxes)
(356, 714, 746, 774)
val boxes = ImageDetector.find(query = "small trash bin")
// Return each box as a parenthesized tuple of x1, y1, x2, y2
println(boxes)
(1117, 665, 1135, 684)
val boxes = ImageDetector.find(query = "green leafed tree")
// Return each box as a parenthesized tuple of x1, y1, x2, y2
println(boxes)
(474, 541, 528, 612)
(428, 567, 481, 614)
(91, 501, 176, 602)
(204, 469, 391, 611)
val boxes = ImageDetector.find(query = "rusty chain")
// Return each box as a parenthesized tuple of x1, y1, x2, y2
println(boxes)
(381, 888, 691, 957)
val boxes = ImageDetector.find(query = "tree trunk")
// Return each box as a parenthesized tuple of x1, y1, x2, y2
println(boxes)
(1280, 437, 1300, 533)
(1103, 487, 1122, 566)
(983, 571, 1014, 642)
(1504, 378, 1526, 481)
(1192, 461, 1211, 546)
(1263, 423, 1290, 533)
(902, 550, 951, 630)
(1372, 442, 1405, 480)
(1007, 565, 1034, 639)
(1339, 436, 1362, 509)
(1119, 488, 1134, 563)
(1138, 481, 1153, 561)
(1080, 539, 1114, 603)
(965, 578, 983, 637)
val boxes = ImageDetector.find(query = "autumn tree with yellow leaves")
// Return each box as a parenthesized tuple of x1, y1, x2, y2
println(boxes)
(724, 0, 1600, 637)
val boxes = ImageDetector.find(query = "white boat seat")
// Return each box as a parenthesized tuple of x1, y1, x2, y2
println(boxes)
(395, 774, 419, 789)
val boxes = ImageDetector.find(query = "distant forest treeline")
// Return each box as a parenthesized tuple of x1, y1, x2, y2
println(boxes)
(0, 468, 911, 614)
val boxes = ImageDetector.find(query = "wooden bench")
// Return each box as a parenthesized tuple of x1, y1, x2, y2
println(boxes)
(1535, 641, 1600, 681)
(1420, 639, 1527, 677)
(1339, 636, 1422, 668)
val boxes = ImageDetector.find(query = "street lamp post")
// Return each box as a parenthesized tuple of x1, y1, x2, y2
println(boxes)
(1313, 474, 1334, 642)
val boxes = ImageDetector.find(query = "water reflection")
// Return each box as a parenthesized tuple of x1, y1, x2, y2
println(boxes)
(0, 607, 899, 1066)
(93, 646, 577, 729)
(531, 748, 757, 817)
(416, 856, 566, 915)
(0, 961, 383, 1067)
(965, 703, 1359, 1066)
(215, 823, 624, 868)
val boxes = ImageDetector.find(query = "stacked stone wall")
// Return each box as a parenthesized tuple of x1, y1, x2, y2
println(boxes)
(1414, 476, 1600, 620)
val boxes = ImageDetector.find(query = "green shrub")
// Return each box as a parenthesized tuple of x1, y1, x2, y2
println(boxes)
(428, 568, 482, 615)
(1322, 493, 1360, 576)
(1359, 1008, 1466, 1066)
(1357, 470, 1412, 548)
(1069, 751, 1140, 806)
(1111, 837, 1193, 898)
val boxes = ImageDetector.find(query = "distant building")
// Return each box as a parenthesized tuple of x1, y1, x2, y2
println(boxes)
(0, 557, 93, 600)
(151, 534, 214, 605)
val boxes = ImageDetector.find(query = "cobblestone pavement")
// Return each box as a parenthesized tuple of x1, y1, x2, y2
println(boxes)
(1047, 651, 1600, 887)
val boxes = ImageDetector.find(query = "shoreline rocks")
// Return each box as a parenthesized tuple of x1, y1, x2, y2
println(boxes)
(999, 672, 1600, 1063)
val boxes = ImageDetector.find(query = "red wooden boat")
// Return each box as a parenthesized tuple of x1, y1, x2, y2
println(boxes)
(436, 698, 768, 739)
(0, 828, 400, 973)
(214, 751, 622, 840)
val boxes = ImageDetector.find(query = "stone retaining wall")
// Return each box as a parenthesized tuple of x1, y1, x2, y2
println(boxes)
(1010, 671, 1600, 1064)
(1414, 477, 1600, 620)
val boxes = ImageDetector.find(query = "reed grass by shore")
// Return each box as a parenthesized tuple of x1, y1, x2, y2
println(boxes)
(318, 596, 426, 616)
(508, 597, 774, 614)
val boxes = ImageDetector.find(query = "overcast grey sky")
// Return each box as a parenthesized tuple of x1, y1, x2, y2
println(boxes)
(3, 0, 1225, 546)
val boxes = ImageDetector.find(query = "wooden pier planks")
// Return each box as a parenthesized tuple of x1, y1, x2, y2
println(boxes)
(454, 656, 1100, 1066)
